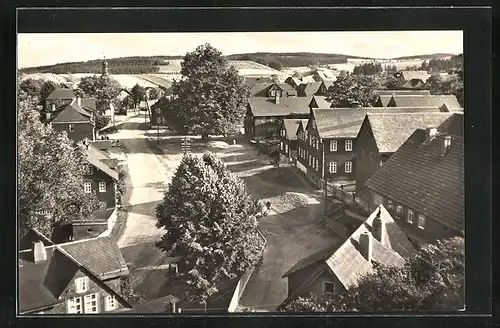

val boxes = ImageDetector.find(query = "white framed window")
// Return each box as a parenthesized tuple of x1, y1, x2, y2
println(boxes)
(280, 142, 283, 150)
(396, 204, 403, 218)
(84, 182, 92, 193)
(330, 140, 337, 151)
(315, 159, 319, 171)
(418, 214, 425, 229)
(329, 161, 337, 173)
(99, 182, 106, 193)
(86, 165, 93, 175)
(69, 124, 74, 132)
(379, 160, 383, 166)
(344, 161, 352, 173)
(373, 193, 384, 205)
(345, 139, 353, 151)
(84, 293, 99, 314)
(311, 136, 315, 147)
(285, 144, 288, 153)
(323, 282, 335, 294)
(312, 157, 315, 169)
(75, 277, 89, 293)
(67, 296, 82, 314)
(104, 295, 117, 312)
(270, 90, 276, 97)
(309, 155, 312, 166)
(408, 209, 415, 224)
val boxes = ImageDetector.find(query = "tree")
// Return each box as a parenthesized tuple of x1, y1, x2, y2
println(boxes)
(382, 74, 406, 90)
(156, 153, 263, 302)
(119, 275, 146, 305)
(131, 84, 147, 109)
(40, 80, 59, 104)
(269, 60, 284, 71)
(19, 78, 44, 99)
(424, 74, 464, 107)
(280, 293, 329, 312)
(78, 75, 121, 102)
(148, 88, 159, 100)
(165, 43, 250, 141)
(18, 95, 101, 237)
(325, 73, 382, 107)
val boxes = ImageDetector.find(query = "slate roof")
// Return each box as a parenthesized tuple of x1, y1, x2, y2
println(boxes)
(389, 95, 461, 109)
(275, 83, 297, 96)
(46, 89, 76, 100)
(377, 95, 393, 107)
(248, 97, 312, 117)
(375, 89, 431, 96)
(296, 82, 322, 97)
(363, 112, 454, 153)
(365, 130, 464, 233)
(282, 205, 414, 290)
(310, 95, 331, 108)
(312, 106, 441, 139)
(49, 99, 93, 124)
(281, 119, 304, 140)
(400, 70, 431, 82)
(249, 83, 274, 97)
(87, 150, 119, 180)
(80, 98, 97, 112)
(19, 236, 130, 313)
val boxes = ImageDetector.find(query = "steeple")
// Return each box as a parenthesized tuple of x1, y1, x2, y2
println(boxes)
(101, 56, 109, 77)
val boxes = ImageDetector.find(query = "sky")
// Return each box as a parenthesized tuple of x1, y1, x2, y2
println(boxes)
(17, 31, 463, 68)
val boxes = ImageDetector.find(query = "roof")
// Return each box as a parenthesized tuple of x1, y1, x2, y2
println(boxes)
(311, 106, 442, 139)
(375, 90, 431, 96)
(389, 95, 461, 109)
(80, 98, 97, 112)
(377, 95, 393, 107)
(89, 140, 113, 150)
(310, 95, 331, 108)
(283, 205, 415, 291)
(275, 83, 297, 96)
(50, 99, 93, 124)
(87, 151, 119, 180)
(364, 112, 454, 153)
(245, 76, 273, 87)
(296, 82, 322, 97)
(400, 70, 431, 82)
(19, 236, 129, 313)
(46, 89, 76, 100)
(314, 70, 337, 82)
(285, 76, 302, 87)
(281, 119, 304, 140)
(248, 97, 312, 117)
(249, 83, 273, 97)
(365, 130, 464, 233)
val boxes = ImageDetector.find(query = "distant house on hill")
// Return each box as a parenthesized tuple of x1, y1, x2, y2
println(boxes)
(279, 205, 415, 309)
(364, 128, 464, 241)
(284, 76, 302, 89)
(396, 70, 432, 83)
(19, 231, 131, 315)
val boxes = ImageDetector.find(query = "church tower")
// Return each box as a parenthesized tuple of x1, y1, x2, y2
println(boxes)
(101, 57, 109, 77)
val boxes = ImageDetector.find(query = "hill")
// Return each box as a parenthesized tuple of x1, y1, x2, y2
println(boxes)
(391, 53, 457, 60)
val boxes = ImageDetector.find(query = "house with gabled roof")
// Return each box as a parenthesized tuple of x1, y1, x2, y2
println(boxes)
(278, 119, 308, 160)
(397, 70, 431, 83)
(355, 112, 458, 193)
(387, 95, 462, 110)
(373, 89, 431, 107)
(364, 128, 464, 240)
(46, 98, 96, 142)
(278, 205, 415, 309)
(249, 82, 297, 98)
(295, 106, 444, 188)
(296, 82, 323, 97)
(284, 76, 302, 89)
(309, 95, 331, 109)
(19, 230, 131, 315)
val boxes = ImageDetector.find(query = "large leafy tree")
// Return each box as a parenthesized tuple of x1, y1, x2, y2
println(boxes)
(40, 80, 59, 104)
(19, 78, 44, 99)
(325, 73, 382, 107)
(281, 237, 464, 312)
(130, 84, 147, 108)
(164, 43, 249, 140)
(424, 74, 464, 107)
(18, 95, 101, 237)
(156, 153, 263, 302)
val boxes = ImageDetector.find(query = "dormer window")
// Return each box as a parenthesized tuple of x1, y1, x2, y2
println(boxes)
(75, 277, 89, 293)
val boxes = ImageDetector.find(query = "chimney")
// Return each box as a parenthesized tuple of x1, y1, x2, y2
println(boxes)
(51, 104, 56, 112)
(77, 97, 82, 107)
(372, 206, 385, 245)
(164, 295, 179, 313)
(32, 241, 47, 263)
(359, 231, 372, 262)
(441, 135, 452, 155)
(425, 126, 438, 142)
(275, 93, 280, 104)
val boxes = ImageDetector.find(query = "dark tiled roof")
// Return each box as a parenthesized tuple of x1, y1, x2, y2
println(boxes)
(400, 71, 431, 82)
(389, 95, 461, 109)
(87, 151, 119, 180)
(275, 83, 297, 96)
(375, 89, 431, 96)
(282, 119, 303, 140)
(377, 95, 393, 107)
(296, 82, 322, 97)
(365, 130, 464, 233)
(312, 107, 441, 139)
(249, 83, 273, 97)
(46, 89, 76, 100)
(248, 97, 312, 117)
(19, 236, 129, 313)
(81, 98, 97, 112)
(282, 243, 343, 278)
(50, 100, 92, 124)
(285, 76, 302, 88)
(364, 112, 454, 153)
(310, 95, 331, 108)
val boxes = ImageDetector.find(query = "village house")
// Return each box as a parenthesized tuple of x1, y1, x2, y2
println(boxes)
(364, 128, 464, 241)
(295, 106, 442, 189)
(284, 76, 303, 89)
(19, 231, 131, 315)
(249, 82, 297, 98)
(312, 69, 338, 83)
(279, 205, 415, 308)
(395, 70, 432, 84)
(296, 82, 323, 97)
(386, 94, 462, 110)
(373, 89, 431, 107)
(355, 112, 461, 193)
(45, 97, 96, 142)
(278, 119, 309, 160)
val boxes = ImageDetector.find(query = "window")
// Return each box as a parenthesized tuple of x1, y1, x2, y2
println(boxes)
(84, 293, 99, 314)
(344, 161, 352, 173)
(69, 124, 74, 132)
(329, 161, 337, 173)
(84, 182, 92, 193)
(373, 193, 384, 205)
(309, 155, 312, 166)
(86, 165, 93, 175)
(311, 136, 315, 146)
(104, 295, 117, 312)
(345, 139, 353, 151)
(408, 209, 415, 224)
(75, 277, 89, 293)
(396, 204, 403, 218)
(285, 144, 288, 153)
(386, 199, 393, 210)
(330, 140, 337, 151)
(270, 90, 276, 97)
(323, 282, 335, 294)
(379, 160, 383, 166)
(281, 129, 285, 137)
(99, 182, 106, 193)
(418, 214, 425, 229)
(67, 297, 82, 314)
(312, 157, 315, 169)
(315, 159, 319, 171)
(280, 142, 283, 150)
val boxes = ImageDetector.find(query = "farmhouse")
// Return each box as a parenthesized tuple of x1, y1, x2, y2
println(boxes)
(278, 119, 309, 160)
(396, 70, 431, 83)
(279, 205, 415, 308)
(386, 94, 462, 110)
(296, 82, 323, 97)
(46, 97, 96, 142)
(19, 232, 131, 315)
(373, 89, 431, 107)
(249, 82, 297, 98)
(355, 112, 459, 193)
(364, 128, 464, 241)
(284, 76, 302, 89)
